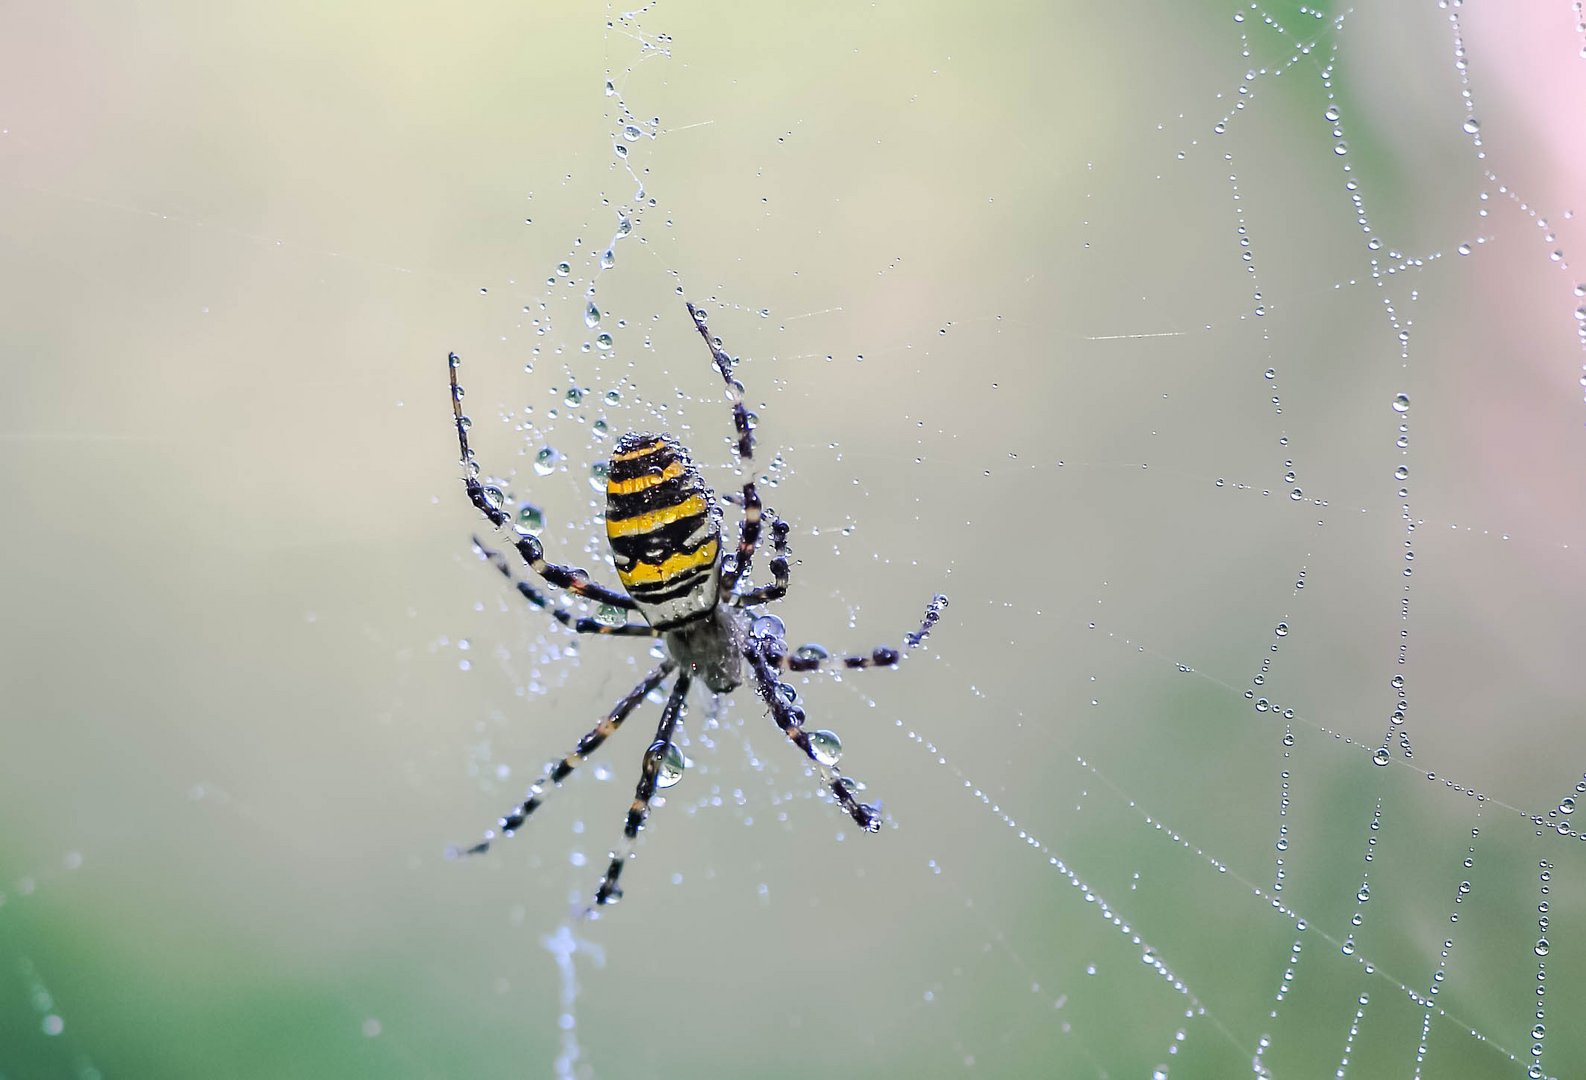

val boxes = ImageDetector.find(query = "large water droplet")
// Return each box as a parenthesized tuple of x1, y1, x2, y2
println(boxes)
(809, 729, 843, 766)
(751, 614, 786, 640)
(657, 744, 686, 789)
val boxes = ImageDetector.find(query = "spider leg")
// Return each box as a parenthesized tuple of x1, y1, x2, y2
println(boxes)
(776, 593, 949, 673)
(685, 301, 756, 461)
(731, 513, 790, 607)
(447, 660, 676, 859)
(591, 669, 694, 908)
(742, 626, 881, 833)
(719, 481, 764, 594)
(684, 302, 768, 595)
(473, 537, 659, 637)
(449, 352, 637, 610)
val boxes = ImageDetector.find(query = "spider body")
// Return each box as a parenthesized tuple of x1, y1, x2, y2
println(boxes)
(447, 301, 946, 910)
(605, 432, 746, 693)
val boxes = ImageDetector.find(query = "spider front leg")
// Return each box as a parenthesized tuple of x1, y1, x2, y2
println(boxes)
(774, 593, 949, 673)
(685, 302, 755, 462)
(447, 660, 676, 859)
(684, 301, 776, 596)
(448, 352, 637, 611)
(743, 617, 881, 832)
(592, 670, 694, 908)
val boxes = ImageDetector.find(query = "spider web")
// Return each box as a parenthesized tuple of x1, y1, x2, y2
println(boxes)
(2, 1, 1585, 1078)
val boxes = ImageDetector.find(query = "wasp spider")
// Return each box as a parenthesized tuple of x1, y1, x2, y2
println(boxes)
(446, 301, 947, 909)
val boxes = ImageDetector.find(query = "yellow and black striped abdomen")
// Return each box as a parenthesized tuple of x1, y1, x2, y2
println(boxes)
(605, 433, 722, 631)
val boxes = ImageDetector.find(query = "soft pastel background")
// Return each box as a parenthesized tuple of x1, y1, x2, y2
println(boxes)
(4, 3, 1585, 1078)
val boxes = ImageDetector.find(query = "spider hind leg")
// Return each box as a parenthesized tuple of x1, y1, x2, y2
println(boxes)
(592, 670, 695, 908)
(447, 661, 676, 860)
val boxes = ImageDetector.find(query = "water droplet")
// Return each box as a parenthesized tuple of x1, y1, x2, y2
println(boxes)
(556, 262, 572, 277)
(585, 302, 601, 329)
(594, 603, 626, 627)
(751, 614, 786, 640)
(809, 729, 843, 766)
(596, 333, 613, 351)
(1373, 747, 1392, 766)
(1463, 117, 1481, 135)
(517, 503, 546, 532)
(534, 446, 564, 476)
(1274, 623, 1289, 637)
(590, 461, 610, 492)
(657, 743, 686, 789)
(1535, 938, 1550, 956)
(605, 388, 623, 405)
(1392, 393, 1410, 413)
(622, 124, 642, 142)
(794, 642, 830, 663)
(1561, 797, 1576, 815)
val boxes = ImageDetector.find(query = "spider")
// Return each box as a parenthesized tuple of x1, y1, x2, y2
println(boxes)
(446, 300, 947, 909)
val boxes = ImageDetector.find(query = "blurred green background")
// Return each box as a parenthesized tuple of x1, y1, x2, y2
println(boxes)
(3, 2, 1585, 1077)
